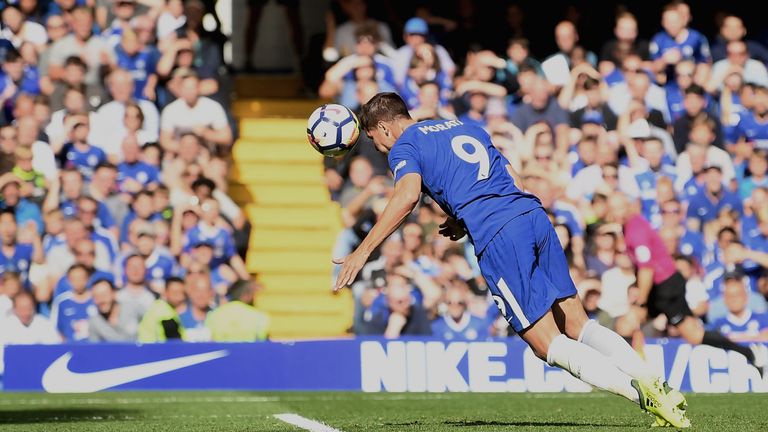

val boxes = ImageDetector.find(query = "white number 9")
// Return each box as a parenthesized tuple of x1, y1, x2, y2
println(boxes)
(451, 135, 490, 181)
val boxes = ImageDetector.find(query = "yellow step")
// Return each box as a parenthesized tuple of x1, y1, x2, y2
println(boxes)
(249, 229, 336, 251)
(238, 119, 310, 141)
(258, 274, 333, 293)
(234, 75, 305, 99)
(266, 312, 352, 339)
(229, 163, 323, 186)
(233, 141, 321, 163)
(257, 293, 350, 315)
(241, 185, 330, 207)
(246, 250, 331, 274)
(233, 99, 326, 118)
(245, 206, 339, 230)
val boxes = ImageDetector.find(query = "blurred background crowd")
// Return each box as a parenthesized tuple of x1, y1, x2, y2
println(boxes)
(322, 0, 768, 342)
(2, 0, 768, 355)
(0, 0, 271, 362)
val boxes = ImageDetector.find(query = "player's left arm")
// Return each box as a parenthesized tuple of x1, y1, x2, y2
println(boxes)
(334, 173, 422, 291)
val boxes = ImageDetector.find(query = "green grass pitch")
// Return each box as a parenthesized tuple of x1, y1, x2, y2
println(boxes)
(0, 391, 766, 431)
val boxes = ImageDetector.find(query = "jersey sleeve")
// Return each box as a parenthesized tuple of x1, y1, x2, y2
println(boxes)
(388, 140, 422, 183)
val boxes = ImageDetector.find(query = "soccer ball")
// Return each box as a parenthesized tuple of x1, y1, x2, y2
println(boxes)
(307, 103, 360, 157)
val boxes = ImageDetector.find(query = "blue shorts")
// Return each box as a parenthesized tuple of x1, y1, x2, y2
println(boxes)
(478, 207, 578, 333)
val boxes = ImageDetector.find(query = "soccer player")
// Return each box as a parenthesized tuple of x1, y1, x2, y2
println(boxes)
(334, 93, 690, 427)
(607, 192, 768, 366)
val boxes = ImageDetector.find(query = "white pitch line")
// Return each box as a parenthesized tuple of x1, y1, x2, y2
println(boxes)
(274, 413, 344, 432)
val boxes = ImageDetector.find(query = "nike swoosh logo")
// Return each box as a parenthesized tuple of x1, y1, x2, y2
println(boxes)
(41, 350, 229, 393)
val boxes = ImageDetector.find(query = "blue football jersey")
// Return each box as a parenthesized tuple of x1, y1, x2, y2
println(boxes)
(650, 29, 711, 64)
(0, 243, 34, 288)
(61, 143, 107, 180)
(431, 313, 490, 340)
(734, 110, 768, 149)
(710, 311, 768, 339)
(388, 119, 541, 253)
(51, 293, 96, 342)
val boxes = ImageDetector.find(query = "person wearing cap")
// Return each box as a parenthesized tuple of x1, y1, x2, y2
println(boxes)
(685, 163, 742, 227)
(392, 17, 455, 87)
(206, 279, 269, 342)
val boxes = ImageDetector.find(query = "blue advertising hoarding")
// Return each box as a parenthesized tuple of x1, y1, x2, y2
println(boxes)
(3, 338, 766, 393)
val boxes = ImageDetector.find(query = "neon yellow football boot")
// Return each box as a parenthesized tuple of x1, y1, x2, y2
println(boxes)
(631, 378, 691, 429)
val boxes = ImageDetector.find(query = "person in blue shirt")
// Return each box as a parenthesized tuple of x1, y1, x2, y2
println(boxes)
(117, 136, 160, 193)
(127, 223, 179, 293)
(739, 149, 768, 199)
(182, 198, 250, 281)
(0, 176, 44, 234)
(50, 263, 97, 342)
(0, 209, 42, 289)
(431, 285, 489, 340)
(178, 276, 214, 341)
(686, 165, 743, 227)
(335, 92, 690, 426)
(709, 274, 768, 342)
(650, 4, 711, 82)
(732, 86, 768, 150)
(114, 28, 158, 101)
(659, 199, 705, 265)
(120, 190, 161, 247)
(51, 239, 114, 301)
(58, 113, 106, 181)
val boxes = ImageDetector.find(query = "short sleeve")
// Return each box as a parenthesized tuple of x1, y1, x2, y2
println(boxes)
(207, 100, 229, 129)
(649, 35, 661, 60)
(388, 141, 422, 183)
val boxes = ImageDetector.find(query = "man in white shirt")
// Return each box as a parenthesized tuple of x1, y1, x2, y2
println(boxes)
(0, 291, 61, 375)
(160, 71, 232, 156)
(0, 5, 47, 51)
(94, 69, 160, 156)
(708, 40, 768, 92)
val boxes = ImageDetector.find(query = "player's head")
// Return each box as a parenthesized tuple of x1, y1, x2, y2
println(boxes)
(359, 92, 414, 153)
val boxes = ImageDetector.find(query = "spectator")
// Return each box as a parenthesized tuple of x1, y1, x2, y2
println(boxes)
(329, 0, 394, 60)
(137, 275, 185, 342)
(709, 273, 768, 342)
(392, 17, 455, 87)
(731, 85, 768, 149)
(114, 28, 159, 102)
(0, 5, 47, 51)
(88, 278, 136, 342)
(0, 208, 42, 290)
(739, 149, 768, 199)
(599, 12, 650, 76)
(543, 20, 597, 80)
(50, 263, 95, 342)
(359, 274, 432, 337)
(207, 279, 269, 342)
(0, 176, 44, 235)
(94, 69, 160, 154)
(510, 77, 570, 155)
(708, 40, 768, 93)
(0, 291, 60, 374)
(649, 3, 711, 84)
(117, 135, 160, 194)
(58, 112, 107, 181)
(46, 6, 116, 87)
(686, 165, 742, 228)
(48, 56, 107, 112)
(159, 71, 232, 156)
(710, 14, 768, 65)
(179, 273, 214, 341)
(431, 283, 488, 340)
(117, 253, 155, 318)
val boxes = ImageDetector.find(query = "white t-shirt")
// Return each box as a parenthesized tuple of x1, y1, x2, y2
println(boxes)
(0, 314, 61, 374)
(95, 100, 161, 153)
(30, 141, 59, 180)
(0, 21, 47, 47)
(160, 97, 229, 139)
(157, 12, 186, 39)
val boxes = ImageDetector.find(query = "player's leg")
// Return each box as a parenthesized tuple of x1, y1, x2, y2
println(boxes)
(552, 295, 658, 381)
(518, 308, 642, 405)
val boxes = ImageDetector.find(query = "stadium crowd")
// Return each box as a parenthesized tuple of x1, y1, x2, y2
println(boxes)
(324, 0, 768, 342)
(0, 0, 270, 368)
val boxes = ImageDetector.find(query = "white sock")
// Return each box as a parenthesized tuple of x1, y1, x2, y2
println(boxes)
(547, 334, 640, 404)
(578, 320, 657, 381)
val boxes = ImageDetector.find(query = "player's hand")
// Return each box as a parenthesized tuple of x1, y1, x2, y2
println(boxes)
(439, 217, 466, 241)
(333, 249, 370, 292)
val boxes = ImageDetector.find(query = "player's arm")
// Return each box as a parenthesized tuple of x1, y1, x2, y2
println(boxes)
(334, 173, 422, 291)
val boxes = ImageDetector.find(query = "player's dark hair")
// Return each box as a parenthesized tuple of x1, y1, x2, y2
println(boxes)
(359, 92, 412, 132)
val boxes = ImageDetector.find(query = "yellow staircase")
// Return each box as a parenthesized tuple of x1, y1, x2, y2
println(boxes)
(229, 92, 353, 339)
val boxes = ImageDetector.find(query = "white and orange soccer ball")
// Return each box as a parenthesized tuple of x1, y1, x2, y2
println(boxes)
(306, 103, 360, 157)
